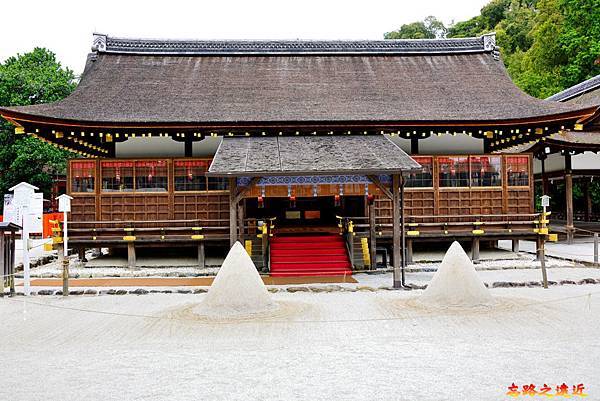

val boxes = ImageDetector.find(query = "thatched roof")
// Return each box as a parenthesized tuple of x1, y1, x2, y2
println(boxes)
(0, 34, 595, 128)
(207, 135, 421, 176)
(547, 74, 600, 105)
(497, 131, 600, 153)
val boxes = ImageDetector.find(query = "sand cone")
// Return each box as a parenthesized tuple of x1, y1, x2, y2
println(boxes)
(200, 241, 275, 315)
(420, 241, 493, 307)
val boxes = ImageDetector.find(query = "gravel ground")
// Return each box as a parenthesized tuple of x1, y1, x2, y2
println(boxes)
(1, 286, 599, 401)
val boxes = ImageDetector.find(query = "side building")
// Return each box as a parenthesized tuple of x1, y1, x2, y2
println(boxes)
(0, 34, 597, 280)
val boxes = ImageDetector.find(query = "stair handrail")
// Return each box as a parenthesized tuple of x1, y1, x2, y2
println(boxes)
(336, 216, 355, 269)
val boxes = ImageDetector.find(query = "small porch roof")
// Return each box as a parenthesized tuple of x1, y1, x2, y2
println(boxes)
(207, 135, 421, 177)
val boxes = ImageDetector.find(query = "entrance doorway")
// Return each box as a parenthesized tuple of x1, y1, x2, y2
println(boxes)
(245, 195, 365, 232)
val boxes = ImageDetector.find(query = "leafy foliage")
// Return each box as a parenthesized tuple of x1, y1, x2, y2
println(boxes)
(385, 16, 447, 39)
(386, 0, 600, 98)
(0, 48, 76, 206)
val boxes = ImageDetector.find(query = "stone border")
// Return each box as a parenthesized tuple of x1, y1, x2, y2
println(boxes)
(5, 278, 599, 297)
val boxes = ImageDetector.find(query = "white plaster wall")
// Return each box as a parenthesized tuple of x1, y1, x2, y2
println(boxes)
(116, 137, 184, 157)
(386, 136, 411, 153)
(533, 152, 566, 174)
(572, 152, 600, 171)
(193, 136, 222, 157)
(419, 133, 484, 154)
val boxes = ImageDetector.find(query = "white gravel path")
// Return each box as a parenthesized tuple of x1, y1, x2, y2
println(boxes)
(1, 286, 599, 401)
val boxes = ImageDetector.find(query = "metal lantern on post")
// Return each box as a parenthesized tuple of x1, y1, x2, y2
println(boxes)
(57, 194, 73, 296)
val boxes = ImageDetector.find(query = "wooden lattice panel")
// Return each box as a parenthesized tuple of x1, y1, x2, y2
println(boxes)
(99, 194, 170, 221)
(173, 193, 229, 224)
(71, 196, 96, 222)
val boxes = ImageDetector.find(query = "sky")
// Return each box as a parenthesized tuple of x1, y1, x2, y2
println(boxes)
(0, 0, 489, 74)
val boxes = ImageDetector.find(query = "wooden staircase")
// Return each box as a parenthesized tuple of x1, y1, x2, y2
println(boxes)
(269, 235, 353, 277)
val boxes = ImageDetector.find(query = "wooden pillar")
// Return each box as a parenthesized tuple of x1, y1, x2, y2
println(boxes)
(0, 233, 4, 297)
(471, 238, 480, 264)
(512, 239, 520, 253)
(78, 248, 87, 263)
(9, 232, 15, 295)
(565, 153, 574, 244)
(127, 242, 136, 269)
(184, 138, 193, 157)
(584, 178, 592, 222)
(237, 203, 244, 241)
(540, 155, 549, 195)
(406, 238, 413, 264)
(368, 201, 377, 270)
(536, 236, 543, 261)
(410, 137, 419, 155)
(197, 242, 205, 268)
(229, 177, 238, 247)
(392, 174, 402, 288)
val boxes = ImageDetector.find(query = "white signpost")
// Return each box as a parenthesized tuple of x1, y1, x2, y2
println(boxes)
(7, 182, 42, 296)
(57, 194, 73, 296)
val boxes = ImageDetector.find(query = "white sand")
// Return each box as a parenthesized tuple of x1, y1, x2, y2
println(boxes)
(1, 286, 599, 400)
(194, 242, 275, 317)
(420, 241, 493, 307)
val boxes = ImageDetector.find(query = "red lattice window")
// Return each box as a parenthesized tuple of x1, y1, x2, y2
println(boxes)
(506, 156, 530, 186)
(71, 161, 95, 193)
(438, 156, 469, 187)
(174, 160, 210, 191)
(470, 156, 502, 187)
(135, 160, 168, 192)
(405, 156, 433, 187)
(101, 161, 134, 192)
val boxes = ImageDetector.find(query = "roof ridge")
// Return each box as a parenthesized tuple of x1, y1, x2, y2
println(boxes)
(547, 74, 600, 102)
(90, 33, 498, 56)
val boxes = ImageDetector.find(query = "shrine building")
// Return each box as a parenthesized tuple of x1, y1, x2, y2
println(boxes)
(1, 33, 597, 286)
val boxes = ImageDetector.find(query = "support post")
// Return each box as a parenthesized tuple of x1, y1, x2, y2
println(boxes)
(368, 201, 377, 270)
(22, 204, 30, 296)
(536, 236, 543, 261)
(127, 242, 136, 269)
(471, 237, 480, 264)
(584, 179, 592, 222)
(406, 238, 413, 264)
(511, 239, 520, 253)
(594, 233, 598, 267)
(540, 237, 548, 289)
(410, 137, 419, 155)
(197, 242, 205, 268)
(237, 203, 244, 242)
(78, 248, 87, 263)
(229, 177, 238, 247)
(184, 138, 193, 157)
(540, 155, 549, 195)
(9, 232, 15, 296)
(565, 153, 574, 244)
(400, 175, 406, 286)
(0, 233, 4, 298)
(392, 174, 402, 288)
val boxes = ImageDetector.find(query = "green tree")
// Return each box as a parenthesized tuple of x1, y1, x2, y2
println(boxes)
(385, 16, 447, 39)
(558, 0, 600, 88)
(0, 48, 76, 207)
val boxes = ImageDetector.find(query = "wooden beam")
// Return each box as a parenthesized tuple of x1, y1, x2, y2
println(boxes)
(471, 237, 480, 264)
(233, 176, 261, 204)
(369, 201, 377, 270)
(127, 242, 136, 269)
(392, 174, 402, 288)
(197, 242, 205, 268)
(411, 137, 419, 154)
(565, 153, 574, 244)
(367, 175, 393, 200)
(229, 177, 238, 247)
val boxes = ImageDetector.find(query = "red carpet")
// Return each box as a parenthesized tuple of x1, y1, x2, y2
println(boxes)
(270, 235, 353, 277)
